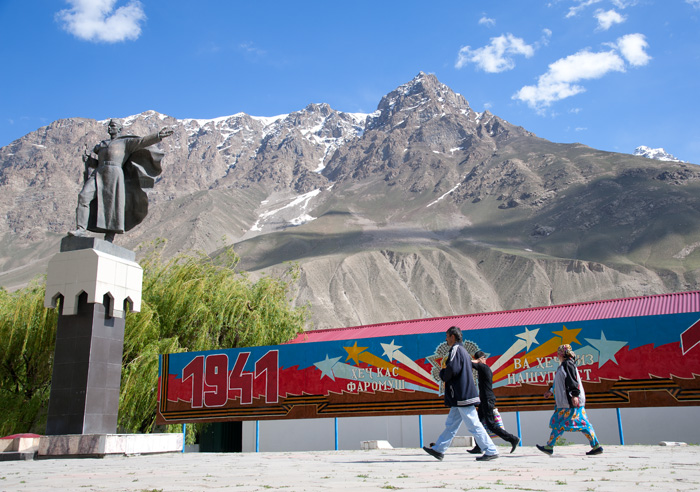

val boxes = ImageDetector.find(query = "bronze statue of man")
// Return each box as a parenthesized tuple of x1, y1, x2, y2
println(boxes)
(68, 119, 173, 242)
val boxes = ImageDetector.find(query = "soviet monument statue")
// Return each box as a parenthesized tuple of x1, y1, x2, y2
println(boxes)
(45, 119, 177, 444)
(68, 119, 173, 242)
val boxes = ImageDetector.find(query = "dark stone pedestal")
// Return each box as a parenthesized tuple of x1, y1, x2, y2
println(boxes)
(45, 295, 125, 435)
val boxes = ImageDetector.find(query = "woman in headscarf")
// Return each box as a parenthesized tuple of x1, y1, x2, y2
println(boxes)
(536, 344, 603, 456)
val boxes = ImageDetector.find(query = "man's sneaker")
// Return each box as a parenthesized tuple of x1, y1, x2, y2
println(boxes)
(536, 444, 553, 456)
(586, 446, 604, 456)
(475, 453, 498, 461)
(509, 437, 521, 453)
(466, 445, 482, 454)
(422, 446, 444, 461)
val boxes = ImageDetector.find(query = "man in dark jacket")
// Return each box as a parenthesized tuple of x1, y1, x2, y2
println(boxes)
(423, 326, 499, 461)
(468, 350, 520, 454)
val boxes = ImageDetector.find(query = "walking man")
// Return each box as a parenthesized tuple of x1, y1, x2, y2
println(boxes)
(468, 350, 520, 454)
(423, 326, 499, 461)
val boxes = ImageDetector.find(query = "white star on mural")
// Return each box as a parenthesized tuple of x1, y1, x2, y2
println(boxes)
(515, 327, 540, 351)
(381, 339, 402, 361)
(313, 354, 342, 380)
(584, 331, 628, 366)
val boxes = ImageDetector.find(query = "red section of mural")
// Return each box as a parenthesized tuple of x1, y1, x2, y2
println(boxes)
(603, 342, 700, 380)
(167, 373, 193, 402)
(279, 365, 350, 396)
(167, 362, 400, 404)
(165, 355, 444, 406)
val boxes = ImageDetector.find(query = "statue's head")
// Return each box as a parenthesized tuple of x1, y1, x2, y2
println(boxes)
(107, 119, 123, 137)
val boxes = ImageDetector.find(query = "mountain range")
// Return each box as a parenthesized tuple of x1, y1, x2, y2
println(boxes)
(1, 72, 699, 330)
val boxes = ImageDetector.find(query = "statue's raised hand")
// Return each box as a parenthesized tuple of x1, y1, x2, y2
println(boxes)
(158, 127, 174, 139)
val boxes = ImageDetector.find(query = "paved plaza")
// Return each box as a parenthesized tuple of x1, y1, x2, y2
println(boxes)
(1, 445, 699, 491)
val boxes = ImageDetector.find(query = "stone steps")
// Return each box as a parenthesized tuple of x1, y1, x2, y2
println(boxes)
(0, 435, 41, 461)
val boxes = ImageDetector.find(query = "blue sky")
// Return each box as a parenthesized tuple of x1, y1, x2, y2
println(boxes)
(1, 0, 699, 163)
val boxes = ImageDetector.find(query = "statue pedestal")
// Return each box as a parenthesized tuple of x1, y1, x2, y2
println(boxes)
(45, 236, 142, 317)
(44, 237, 142, 436)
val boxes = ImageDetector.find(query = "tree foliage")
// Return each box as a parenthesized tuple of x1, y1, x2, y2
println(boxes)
(0, 281, 58, 436)
(0, 244, 308, 437)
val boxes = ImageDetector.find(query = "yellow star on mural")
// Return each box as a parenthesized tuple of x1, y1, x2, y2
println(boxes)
(552, 325, 582, 346)
(343, 341, 368, 364)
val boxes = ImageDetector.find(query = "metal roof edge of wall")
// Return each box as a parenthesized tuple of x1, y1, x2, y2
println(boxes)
(287, 290, 700, 344)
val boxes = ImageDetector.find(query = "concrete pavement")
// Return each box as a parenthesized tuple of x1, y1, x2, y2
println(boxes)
(1, 445, 699, 491)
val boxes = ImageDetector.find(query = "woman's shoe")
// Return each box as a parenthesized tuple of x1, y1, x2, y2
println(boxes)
(586, 446, 604, 456)
(536, 444, 553, 456)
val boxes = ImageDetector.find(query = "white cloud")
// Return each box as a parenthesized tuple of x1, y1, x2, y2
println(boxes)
(538, 28, 553, 49)
(595, 9, 626, 30)
(56, 0, 146, 43)
(455, 33, 535, 73)
(566, 0, 604, 18)
(239, 42, 267, 56)
(513, 32, 650, 111)
(566, 0, 637, 18)
(613, 0, 638, 8)
(513, 49, 625, 110)
(687, 0, 700, 8)
(479, 16, 496, 27)
(616, 33, 651, 66)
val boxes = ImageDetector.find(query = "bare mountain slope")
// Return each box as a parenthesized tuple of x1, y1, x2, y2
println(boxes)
(1, 72, 699, 328)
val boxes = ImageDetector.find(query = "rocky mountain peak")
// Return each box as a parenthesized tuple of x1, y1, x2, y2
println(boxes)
(366, 72, 473, 131)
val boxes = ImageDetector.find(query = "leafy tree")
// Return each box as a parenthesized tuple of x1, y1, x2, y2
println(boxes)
(0, 244, 308, 437)
(0, 281, 58, 436)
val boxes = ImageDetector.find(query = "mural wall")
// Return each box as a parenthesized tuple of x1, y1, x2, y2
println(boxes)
(156, 312, 700, 424)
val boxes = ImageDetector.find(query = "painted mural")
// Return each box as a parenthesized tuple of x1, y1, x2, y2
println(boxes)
(156, 312, 700, 424)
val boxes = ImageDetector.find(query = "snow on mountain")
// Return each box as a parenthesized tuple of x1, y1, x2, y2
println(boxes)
(249, 189, 322, 233)
(634, 146, 684, 162)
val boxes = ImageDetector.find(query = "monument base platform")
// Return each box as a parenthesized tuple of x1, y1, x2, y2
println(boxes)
(0, 435, 41, 461)
(38, 433, 183, 458)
